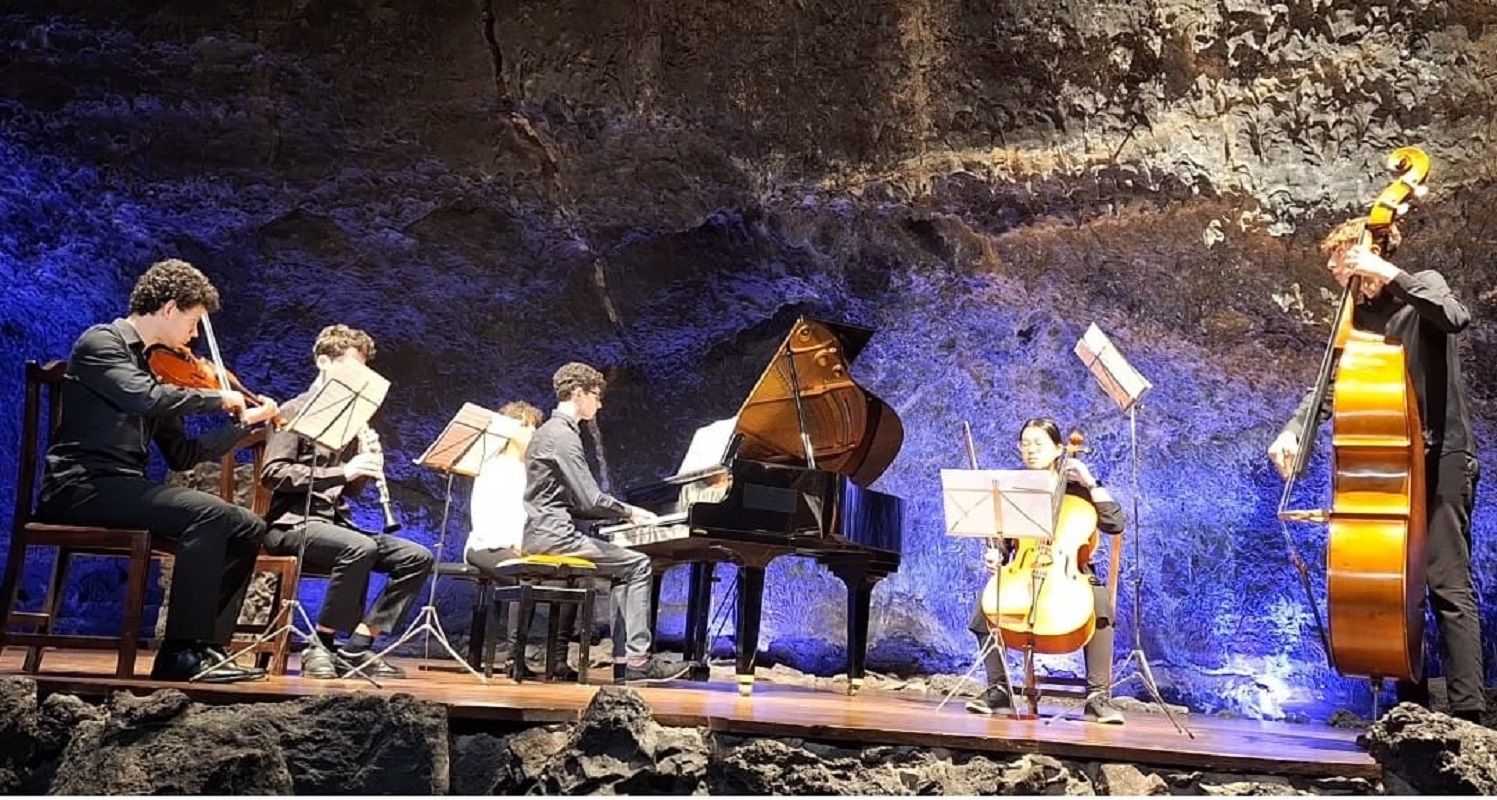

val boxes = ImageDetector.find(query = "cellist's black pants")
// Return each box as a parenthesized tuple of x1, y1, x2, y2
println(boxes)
(1398, 452, 1485, 714)
(970, 576, 1115, 695)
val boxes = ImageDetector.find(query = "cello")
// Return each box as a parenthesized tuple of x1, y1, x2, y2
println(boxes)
(979, 429, 1101, 715)
(1278, 147, 1432, 684)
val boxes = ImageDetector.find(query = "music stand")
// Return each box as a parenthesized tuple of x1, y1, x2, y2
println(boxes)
(1073, 323, 1192, 736)
(936, 468, 1062, 718)
(343, 403, 514, 682)
(192, 359, 389, 686)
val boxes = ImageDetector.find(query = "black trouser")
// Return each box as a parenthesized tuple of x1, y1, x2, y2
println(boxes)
(39, 476, 265, 645)
(1399, 452, 1486, 713)
(265, 521, 433, 634)
(970, 575, 1115, 695)
(466, 546, 573, 664)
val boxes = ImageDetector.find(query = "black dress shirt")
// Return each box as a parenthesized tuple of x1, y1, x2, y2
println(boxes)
(1282, 270, 1473, 457)
(260, 388, 366, 530)
(523, 409, 630, 541)
(40, 318, 245, 505)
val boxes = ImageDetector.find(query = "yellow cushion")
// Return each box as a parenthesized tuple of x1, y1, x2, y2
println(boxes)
(501, 554, 597, 570)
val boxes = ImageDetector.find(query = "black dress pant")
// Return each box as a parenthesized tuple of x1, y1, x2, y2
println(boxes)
(265, 521, 433, 634)
(39, 476, 265, 645)
(970, 574, 1116, 695)
(1399, 452, 1486, 713)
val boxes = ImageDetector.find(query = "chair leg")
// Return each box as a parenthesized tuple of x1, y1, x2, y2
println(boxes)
(24, 547, 71, 673)
(118, 538, 151, 679)
(544, 600, 562, 681)
(577, 583, 596, 686)
(271, 560, 302, 677)
(468, 580, 490, 669)
(484, 594, 503, 679)
(512, 586, 534, 684)
(0, 536, 28, 654)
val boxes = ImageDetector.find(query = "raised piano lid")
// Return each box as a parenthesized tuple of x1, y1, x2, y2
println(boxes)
(731, 317, 904, 487)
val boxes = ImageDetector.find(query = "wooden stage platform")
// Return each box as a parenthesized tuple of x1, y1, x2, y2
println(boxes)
(0, 649, 1376, 779)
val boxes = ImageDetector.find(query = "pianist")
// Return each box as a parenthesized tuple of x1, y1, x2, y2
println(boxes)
(522, 362, 689, 683)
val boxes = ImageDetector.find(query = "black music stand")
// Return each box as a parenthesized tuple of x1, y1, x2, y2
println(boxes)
(191, 359, 389, 686)
(937, 468, 1063, 718)
(343, 403, 514, 683)
(1073, 323, 1192, 736)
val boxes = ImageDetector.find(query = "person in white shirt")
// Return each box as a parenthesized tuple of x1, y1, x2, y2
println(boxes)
(466, 400, 570, 677)
(467, 400, 543, 573)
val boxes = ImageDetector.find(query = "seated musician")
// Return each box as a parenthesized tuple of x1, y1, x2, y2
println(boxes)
(1268, 219, 1484, 722)
(466, 399, 572, 677)
(38, 259, 280, 683)
(966, 417, 1126, 724)
(522, 362, 687, 683)
(259, 324, 434, 680)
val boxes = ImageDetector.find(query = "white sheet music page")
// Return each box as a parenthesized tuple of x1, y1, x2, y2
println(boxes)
(1074, 323, 1152, 412)
(673, 416, 739, 477)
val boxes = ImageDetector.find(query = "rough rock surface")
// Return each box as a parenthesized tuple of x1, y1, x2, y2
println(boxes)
(2, 0, 1496, 721)
(1363, 702, 1497, 795)
(533, 686, 710, 795)
(34, 683, 449, 795)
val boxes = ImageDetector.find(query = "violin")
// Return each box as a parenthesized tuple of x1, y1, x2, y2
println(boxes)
(145, 314, 280, 424)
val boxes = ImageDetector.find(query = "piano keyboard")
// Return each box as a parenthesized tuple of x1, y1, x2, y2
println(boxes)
(598, 511, 690, 546)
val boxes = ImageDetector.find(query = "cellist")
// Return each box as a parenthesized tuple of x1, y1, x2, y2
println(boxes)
(966, 417, 1126, 724)
(1268, 220, 1485, 722)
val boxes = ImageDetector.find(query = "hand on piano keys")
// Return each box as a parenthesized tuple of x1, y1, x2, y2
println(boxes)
(628, 504, 659, 525)
(597, 510, 691, 547)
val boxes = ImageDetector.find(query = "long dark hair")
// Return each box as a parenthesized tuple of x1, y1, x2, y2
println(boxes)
(1017, 417, 1063, 446)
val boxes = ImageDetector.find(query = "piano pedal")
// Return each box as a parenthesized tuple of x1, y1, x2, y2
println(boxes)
(737, 674, 755, 697)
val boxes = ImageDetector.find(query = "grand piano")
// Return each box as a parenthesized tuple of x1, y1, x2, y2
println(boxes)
(598, 317, 904, 696)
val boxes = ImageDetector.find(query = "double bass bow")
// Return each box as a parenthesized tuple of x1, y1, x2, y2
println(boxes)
(1277, 146, 1432, 683)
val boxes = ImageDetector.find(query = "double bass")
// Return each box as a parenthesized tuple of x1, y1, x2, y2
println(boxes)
(1278, 147, 1432, 683)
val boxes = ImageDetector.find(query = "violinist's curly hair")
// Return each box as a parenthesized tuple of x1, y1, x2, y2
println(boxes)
(1320, 217, 1401, 256)
(552, 362, 606, 401)
(313, 324, 376, 361)
(499, 400, 544, 428)
(128, 259, 221, 315)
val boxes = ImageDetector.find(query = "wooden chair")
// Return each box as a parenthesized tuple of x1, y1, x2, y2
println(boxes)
(0, 361, 175, 678)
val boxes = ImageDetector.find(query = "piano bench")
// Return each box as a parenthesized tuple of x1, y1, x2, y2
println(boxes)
(484, 556, 601, 684)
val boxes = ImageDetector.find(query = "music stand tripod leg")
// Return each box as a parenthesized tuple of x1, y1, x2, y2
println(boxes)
(1104, 403, 1192, 737)
(346, 471, 489, 683)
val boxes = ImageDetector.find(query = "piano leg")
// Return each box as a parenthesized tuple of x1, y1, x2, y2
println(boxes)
(734, 565, 767, 697)
(830, 561, 880, 697)
(682, 562, 714, 681)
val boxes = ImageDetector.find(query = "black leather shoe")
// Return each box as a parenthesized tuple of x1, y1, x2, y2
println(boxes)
(620, 655, 692, 684)
(340, 650, 407, 679)
(202, 645, 268, 681)
(300, 645, 340, 679)
(151, 643, 265, 684)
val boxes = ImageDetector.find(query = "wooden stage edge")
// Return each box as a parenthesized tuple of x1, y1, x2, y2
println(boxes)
(0, 650, 1377, 780)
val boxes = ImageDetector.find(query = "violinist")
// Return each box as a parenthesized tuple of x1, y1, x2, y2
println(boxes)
(1268, 219, 1485, 722)
(37, 259, 281, 683)
(966, 418, 1126, 724)
(259, 324, 433, 680)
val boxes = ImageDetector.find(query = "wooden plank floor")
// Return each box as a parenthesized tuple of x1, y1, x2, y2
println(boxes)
(0, 649, 1376, 778)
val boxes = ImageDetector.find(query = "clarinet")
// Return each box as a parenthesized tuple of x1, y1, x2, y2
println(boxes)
(357, 427, 402, 533)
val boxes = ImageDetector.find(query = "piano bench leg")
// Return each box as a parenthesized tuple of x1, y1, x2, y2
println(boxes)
(736, 673, 754, 697)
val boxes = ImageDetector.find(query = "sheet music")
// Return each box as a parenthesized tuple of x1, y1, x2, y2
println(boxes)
(674, 416, 739, 477)
(940, 468, 1061, 540)
(1074, 323, 1152, 412)
(416, 402, 513, 478)
(287, 360, 390, 451)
